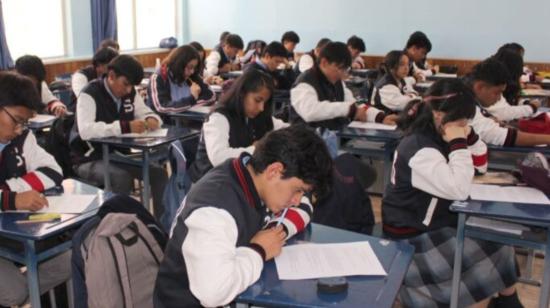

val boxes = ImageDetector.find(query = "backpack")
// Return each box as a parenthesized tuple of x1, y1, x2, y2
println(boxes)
(45, 115, 75, 177)
(72, 195, 167, 308)
(519, 152, 550, 195)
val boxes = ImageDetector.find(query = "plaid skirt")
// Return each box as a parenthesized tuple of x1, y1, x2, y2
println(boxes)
(399, 227, 518, 308)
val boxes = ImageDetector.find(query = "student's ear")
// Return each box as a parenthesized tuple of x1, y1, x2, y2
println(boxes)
(106, 70, 116, 82)
(319, 58, 329, 68)
(265, 162, 285, 180)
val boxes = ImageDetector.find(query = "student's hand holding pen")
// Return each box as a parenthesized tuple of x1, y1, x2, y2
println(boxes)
(250, 225, 286, 261)
(15, 190, 49, 211)
(145, 117, 160, 131)
(190, 81, 201, 99)
(129, 120, 147, 133)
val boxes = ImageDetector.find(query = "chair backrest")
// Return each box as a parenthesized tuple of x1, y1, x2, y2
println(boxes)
(45, 115, 76, 178)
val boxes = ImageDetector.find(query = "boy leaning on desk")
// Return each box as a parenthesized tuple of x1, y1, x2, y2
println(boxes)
(0, 71, 70, 307)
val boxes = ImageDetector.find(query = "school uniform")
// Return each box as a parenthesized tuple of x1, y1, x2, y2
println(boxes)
(203, 46, 238, 78)
(0, 130, 69, 307)
(486, 95, 537, 122)
(70, 78, 168, 218)
(189, 107, 288, 182)
(71, 65, 97, 97)
(244, 60, 293, 91)
(296, 50, 315, 73)
(371, 73, 419, 113)
(382, 130, 517, 307)
(470, 104, 518, 146)
(155, 153, 312, 308)
(40, 81, 65, 114)
(291, 65, 385, 130)
(352, 55, 365, 69)
(412, 61, 435, 78)
(147, 65, 215, 115)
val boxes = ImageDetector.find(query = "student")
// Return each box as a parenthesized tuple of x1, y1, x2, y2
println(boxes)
(154, 125, 332, 308)
(498, 42, 543, 87)
(71, 47, 119, 97)
(14, 55, 67, 117)
(147, 45, 215, 115)
(212, 31, 230, 51)
(189, 41, 223, 86)
(347, 35, 366, 69)
(281, 31, 300, 64)
(371, 50, 420, 113)
(0, 72, 69, 307)
(404, 31, 438, 81)
(204, 34, 244, 78)
(240, 40, 266, 66)
(244, 41, 293, 90)
(296, 38, 331, 74)
(69, 55, 168, 219)
(291, 42, 395, 131)
(383, 79, 521, 308)
(486, 49, 539, 121)
(189, 69, 288, 182)
(465, 58, 550, 147)
(98, 38, 120, 51)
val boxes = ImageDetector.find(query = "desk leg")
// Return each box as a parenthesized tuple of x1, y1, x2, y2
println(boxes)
(539, 229, 550, 308)
(383, 145, 393, 188)
(142, 149, 151, 212)
(24, 239, 41, 308)
(450, 213, 466, 308)
(102, 144, 111, 191)
(235, 303, 249, 308)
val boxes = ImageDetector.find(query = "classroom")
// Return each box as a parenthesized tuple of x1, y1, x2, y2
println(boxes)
(0, 0, 550, 307)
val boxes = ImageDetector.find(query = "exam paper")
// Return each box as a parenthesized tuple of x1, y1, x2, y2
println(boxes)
(348, 121, 397, 131)
(35, 194, 98, 214)
(30, 114, 56, 124)
(120, 128, 168, 138)
(187, 105, 211, 114)
(275, 241, 386, 280)
(470, 184, 550, 205)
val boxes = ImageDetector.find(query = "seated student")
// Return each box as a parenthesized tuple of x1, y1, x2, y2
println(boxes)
(347, 35, 366, 69)
(498, 42, 543, 88)
(203, 34, 244, 78)
(404, 31, 438, 82)
(465, 58, 550, 147)
(296, 38, 331, 74)
(189, 69, 288, 182)
(14, 55, 67, 117)
(212, 31, 230, 51)
(147, 45, 215, 115)
(291, 42, 395, 131)
(154, 125, 332, 308)
(69, 55, 168, 219)
(486, 49, 539, 121)
(383, 79, 522, 308)
(281, 30, 300, 66)
(0, 72, 69, 307)
(371, 50, 420, 113)
(72, 47, 119, 97)
(244, 41, 293, 90)
(240, 40, 266, 66)
(189, 41, 223, 86)
(98, 38, 120, 51)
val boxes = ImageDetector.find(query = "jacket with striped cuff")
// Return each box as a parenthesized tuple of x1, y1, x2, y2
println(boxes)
(371, 73, 419, 114)
(203, 46, 238, 78)
(353, 55, 366, 69)
(146, 65, 215, 115)
(470, 105, 517, 147)
(382, 131, 482, 233)
(0, 130, 63, 212)
(485, 96, 536, 122)
(40, 81, 66, 115)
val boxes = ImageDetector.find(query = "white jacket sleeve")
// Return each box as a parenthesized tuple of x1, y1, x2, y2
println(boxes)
(203, 112, 255, 166)
(290, 83, 353, 122)
(204, 51, 222, 78)
(378, 84, 418, 111)
(409, 145, 474, 201)
(182, 207, 263, 307)
(469, 107, 512, 146)
(71, 71, 89, 97)
(485, 96, 534, 121)
(132, 92, 162, 124)
(273, 117, 290, 130)
(76, 93, 122, 140)
(298, 54, 314, 73)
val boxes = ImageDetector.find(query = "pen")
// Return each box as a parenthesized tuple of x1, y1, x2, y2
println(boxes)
(276, 208, 289, 227)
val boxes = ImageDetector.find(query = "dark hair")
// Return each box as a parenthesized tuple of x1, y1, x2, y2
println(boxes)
(281, 31, 300, 44)
(219, 31, 230, 43)
(92, 47, 119, 67)
(379, 50, 406, 75)
(347, 35, 366, 52)
(107, 55, 144, 85)
(318, 42, 352, 68)
(189, 41, 206, 75)
(162, 45, 201, 84)
(244, 40, 267, 55)
(497, 42, 524, 56)
(250, 125, 332, 198)
(492, 49, 523, 104)
(261, 41, 288, 58)
(405, 31, 432, 52)
(218, 69, 275, 120)
(0, 72, 42, 111)
(15, 55, 46, 83)
(467, 57, 510, 87)
(189, 41, 204, 54)
(316, 38, 332, 49)
(98, 38, 120, 51)
(398, 79, 476, 135)
(224, 34, 244, 50)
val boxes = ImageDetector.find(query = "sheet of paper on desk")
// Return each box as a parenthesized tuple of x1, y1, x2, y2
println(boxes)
(30, 114, 56, 123)
(348, 121, 397, 131)
(188, 105, 211, 114)
(466, 216, 529, 236)
(433, 73, 457, 78)
(470, 184, 550, 205)
(120, 128, 168, 138)
(36, 194, 97, 214)
(275, 241, 386, 280)
(522, 89, 550, 96)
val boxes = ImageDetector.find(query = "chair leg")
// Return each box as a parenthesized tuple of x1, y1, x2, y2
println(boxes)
(66, 278, 74, 308)
(48, 288, 57, 308)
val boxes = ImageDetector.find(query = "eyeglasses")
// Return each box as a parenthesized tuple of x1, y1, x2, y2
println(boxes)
(1, 107, 29, 131)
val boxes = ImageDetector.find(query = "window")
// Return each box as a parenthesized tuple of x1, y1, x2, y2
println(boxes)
(116, 0, 176, 50)
(3, 0, 66, 59)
